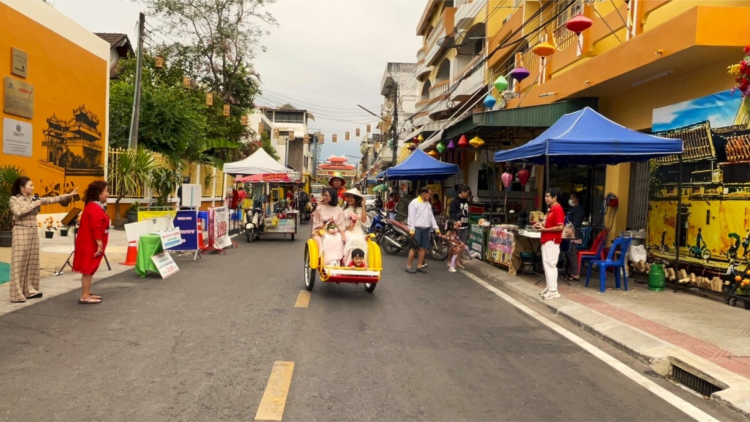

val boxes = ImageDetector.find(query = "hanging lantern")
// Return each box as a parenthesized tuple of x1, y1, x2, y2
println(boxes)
(483, 94, 497, 109)
(223, 104, 230, 116)
(417, 134, 424, 142)
(303, 134, 310, 144)
(447, 139, 456, 150)
(206, 93, 213, 106)
(533, 41, 556, 57)
(510, 67, 530, 82)
(367, 124, 371, 133)
(345, 131, 350, 141)
(501, 171, 513, 190)
(182, 77, 192, 87)
(436, 141, 447, 154)
(493, 75, 509, 92)
(155, 55, 164, 68)
(408, 144, 416, 151)
(333, 134, 338, 143)
(566, 14, 593, 35)
(428, 150, 439, 158)
(458, 135, 469, 148)
(469, 136, 485, 148)
(240, 115, 248, 126)
(356, 128, 361, 137)
(517, 167, 531, 187)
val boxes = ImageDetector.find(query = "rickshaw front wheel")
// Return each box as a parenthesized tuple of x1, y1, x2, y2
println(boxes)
(304, 243, 316, 291)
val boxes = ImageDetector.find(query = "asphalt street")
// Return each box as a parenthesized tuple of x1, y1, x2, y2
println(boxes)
(0, 232, 740, 421)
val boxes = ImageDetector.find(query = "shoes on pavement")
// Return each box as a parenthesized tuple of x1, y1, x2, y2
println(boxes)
(28, 292, 43, 299)
(417, 267, 427, 273)
(405, 268, 417, 274)
(457, 263, 466, 270)
(448, 267, 457, 273)
(541, 290, 561, 300)
(539, 288, 549, 297)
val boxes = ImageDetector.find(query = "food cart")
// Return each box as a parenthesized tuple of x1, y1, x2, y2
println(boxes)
(236, 172, 301, 241)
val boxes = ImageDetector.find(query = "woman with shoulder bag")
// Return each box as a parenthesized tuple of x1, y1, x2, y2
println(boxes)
(563, 192, 586, 281)
(8, 177, 77, 303)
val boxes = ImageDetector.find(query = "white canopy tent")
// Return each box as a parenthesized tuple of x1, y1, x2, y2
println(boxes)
(222, 148, 291, 176)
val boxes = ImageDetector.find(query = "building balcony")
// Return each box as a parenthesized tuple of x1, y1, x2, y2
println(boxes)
(429, 80, 450, 99)
(452, 61, 485, 102)
(417, 47, 426, 62)
(424, 7, 456, 66)
(416, 59, 431, 81)
(455, 0, 487, 30)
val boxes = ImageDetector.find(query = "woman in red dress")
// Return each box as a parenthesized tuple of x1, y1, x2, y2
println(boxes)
(73, 181, 110, 304)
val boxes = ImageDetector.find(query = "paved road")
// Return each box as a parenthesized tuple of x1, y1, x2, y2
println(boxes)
(0, 235, 737, 421)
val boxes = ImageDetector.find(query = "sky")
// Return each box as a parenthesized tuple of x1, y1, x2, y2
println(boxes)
(52, 0, 425, 165)
(651, 89, 743, 132)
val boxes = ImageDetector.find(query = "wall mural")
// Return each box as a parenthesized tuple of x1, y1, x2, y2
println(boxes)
(649, 90, 750, 275)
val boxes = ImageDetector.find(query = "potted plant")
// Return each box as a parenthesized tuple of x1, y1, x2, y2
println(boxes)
(0, 165, 26, 247)
(108, 148, 155, 230)
(44, 217, 56, 239)
(127, 202, 140, 223)
(59, 221, 69, 237)
(150, 166, 182, 208)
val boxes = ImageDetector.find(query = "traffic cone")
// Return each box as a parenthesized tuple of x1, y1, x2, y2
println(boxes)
(121, 240, 138, 266)
(198, 219, 207, 250)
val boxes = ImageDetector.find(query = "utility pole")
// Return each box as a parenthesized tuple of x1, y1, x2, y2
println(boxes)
(128, 12, 145, 149)
(391, 83, 398, 165)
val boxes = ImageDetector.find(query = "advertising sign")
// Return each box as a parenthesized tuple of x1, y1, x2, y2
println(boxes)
(3, 76, 34, 119)
(159, 227, 182, 250)
(150, 252, 180, 279)
(488, 227, 514, 267)
(209, 206, 232, 249)
(264, 218, 296, 233)
(172, 210, 198, 250)
(468, 224, 486, 261)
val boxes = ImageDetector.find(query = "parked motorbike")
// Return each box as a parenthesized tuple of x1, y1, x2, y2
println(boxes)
(381, 218, 449, 261)
(245, 207, 264, 243)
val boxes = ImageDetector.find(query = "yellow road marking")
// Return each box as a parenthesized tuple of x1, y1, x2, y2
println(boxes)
(255, 361, 295, 421)
(294, 290, 311, 308)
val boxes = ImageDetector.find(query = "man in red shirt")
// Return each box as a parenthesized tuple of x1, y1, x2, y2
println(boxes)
(534, 187, 565, 300)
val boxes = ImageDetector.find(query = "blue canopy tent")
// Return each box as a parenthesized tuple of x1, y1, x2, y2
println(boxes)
(382, 149, 459, 180)
(494, 106, 686, 273)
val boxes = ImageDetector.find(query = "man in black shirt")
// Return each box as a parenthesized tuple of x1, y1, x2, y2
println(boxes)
(448, 185, 471, 269)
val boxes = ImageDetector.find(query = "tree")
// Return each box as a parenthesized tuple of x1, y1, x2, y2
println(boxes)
(239, 130, 279, 161)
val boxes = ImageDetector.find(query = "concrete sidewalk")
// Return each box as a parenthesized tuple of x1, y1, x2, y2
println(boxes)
(463, 259, 750, 417)
(0, 229, 130, 316)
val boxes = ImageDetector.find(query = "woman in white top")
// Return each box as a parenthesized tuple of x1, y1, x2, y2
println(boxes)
(342, 188, 370, 265)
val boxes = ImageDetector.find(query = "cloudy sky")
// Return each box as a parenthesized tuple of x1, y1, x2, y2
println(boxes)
(52, 0, 425, 164)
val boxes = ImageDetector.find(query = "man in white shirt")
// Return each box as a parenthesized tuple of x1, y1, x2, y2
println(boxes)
(406, 187, 440, 274)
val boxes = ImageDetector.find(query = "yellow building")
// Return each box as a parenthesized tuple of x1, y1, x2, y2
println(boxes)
(1, 0, 110, 214)
(413, 0, 750, 251)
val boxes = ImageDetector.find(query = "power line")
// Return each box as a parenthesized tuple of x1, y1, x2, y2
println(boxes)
(260, 88, 382, 112)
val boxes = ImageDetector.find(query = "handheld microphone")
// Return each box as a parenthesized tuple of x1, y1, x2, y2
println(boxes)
(33, 194, 41, 212)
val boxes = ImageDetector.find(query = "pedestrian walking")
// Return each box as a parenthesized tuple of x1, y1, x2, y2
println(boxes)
(73, 181, 110, 304)
(448, 185, 470, 269)
(535, 187, 565, 300)
(8, 176, 77, 303)
(405, 187, 440, 274)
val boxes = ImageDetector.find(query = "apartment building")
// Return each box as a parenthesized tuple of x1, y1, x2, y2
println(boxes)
(247, 105, 316, 176)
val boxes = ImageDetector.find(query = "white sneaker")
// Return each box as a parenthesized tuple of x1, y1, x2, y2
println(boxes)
(448, 267, 457, 273)
(539, 288, 549, 297)
(542, 290, 561, 300)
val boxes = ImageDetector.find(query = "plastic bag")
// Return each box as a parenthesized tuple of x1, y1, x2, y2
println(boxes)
(629, 244, 647, 263)
(562, 222, 576, 239)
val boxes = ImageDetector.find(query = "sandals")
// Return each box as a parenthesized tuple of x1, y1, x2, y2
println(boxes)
(563, 275, 580, 281)
(79, 296, 102, 305)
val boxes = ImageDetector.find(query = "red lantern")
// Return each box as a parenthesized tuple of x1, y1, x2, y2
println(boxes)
(566, 14, 592, 35)
(458, 135, 469, 148)
(517, 167, 531, 187)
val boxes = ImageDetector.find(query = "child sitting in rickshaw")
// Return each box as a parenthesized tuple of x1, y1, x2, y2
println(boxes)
(348, 248, 366, 268)
(320, 219, 345, 267)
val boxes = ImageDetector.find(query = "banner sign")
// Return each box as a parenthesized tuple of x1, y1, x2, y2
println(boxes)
(172, 210, 198, 251)
(264, 218, 296, 233)
(488, 227, 514, 267)
(138, 211, 176, 222)
(150, 252, 180, 279)
(209, 206, 232, 249)
(159, 227, 182, 250)
(468, 224, 486, 261)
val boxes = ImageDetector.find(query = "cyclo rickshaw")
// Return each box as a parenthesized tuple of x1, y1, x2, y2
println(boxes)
(303, 235, 383, 293)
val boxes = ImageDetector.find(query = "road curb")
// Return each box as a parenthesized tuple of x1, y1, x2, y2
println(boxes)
(462, 260, 750, 418)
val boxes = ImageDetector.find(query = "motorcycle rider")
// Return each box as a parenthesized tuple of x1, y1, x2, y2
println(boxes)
(448, 185, 471, 269)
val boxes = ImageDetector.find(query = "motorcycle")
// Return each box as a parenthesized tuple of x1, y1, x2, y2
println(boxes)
(381, 218, 449, 261)
(368, 209, 388, 243)
(244, 207, 264, 243)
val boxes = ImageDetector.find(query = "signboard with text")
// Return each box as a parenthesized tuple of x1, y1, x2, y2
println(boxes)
(209, 206, 232, 249)
(150, 252, 180, 279)
(159, 227, 183, 250)
(2, 117, 32, 157)
(172, 210, 199, 251)
(468, 225, 486, 261)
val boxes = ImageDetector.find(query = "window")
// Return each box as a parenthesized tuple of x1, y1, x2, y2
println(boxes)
(555, 0, 583, 29)
(273, 112, 304, 124)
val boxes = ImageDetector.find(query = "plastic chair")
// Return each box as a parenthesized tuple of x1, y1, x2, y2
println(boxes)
(577, 229, 609, 276)
(580, 227, 592, 250)
(585, 236, 634, 293)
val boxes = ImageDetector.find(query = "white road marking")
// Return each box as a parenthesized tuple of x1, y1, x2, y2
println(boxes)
(462, 271, 720, 422)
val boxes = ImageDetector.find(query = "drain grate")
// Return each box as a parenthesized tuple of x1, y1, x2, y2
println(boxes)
(669, 365, 723, 397)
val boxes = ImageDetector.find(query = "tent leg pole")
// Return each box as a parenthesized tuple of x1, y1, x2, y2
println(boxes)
(675, 155, 683, 290)
(545, 155, 550, 202)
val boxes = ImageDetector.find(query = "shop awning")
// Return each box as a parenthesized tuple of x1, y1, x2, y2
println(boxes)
(382, 149, 458, 181)
(223, 148, 293, 176)
(493, 107, 683, 165)
(442, 98, 599, 141)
